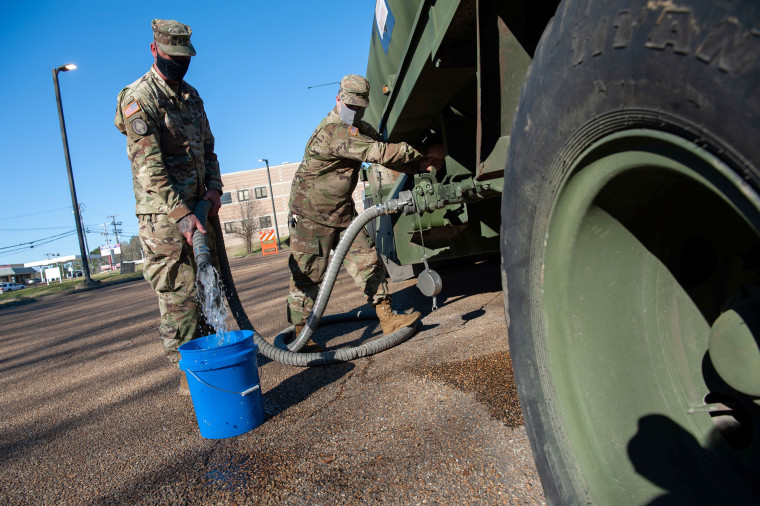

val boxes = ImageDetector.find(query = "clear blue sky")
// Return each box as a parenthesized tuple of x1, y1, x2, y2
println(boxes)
(0, 0, 376, 266)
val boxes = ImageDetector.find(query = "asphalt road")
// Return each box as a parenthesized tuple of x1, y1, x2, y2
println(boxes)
(0, 253, 545, 504)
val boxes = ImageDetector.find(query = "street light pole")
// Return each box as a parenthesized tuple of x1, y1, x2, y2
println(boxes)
(53, 63, 95, 285)
(78, 203, 91, 270)
(258, 158, 281, 248)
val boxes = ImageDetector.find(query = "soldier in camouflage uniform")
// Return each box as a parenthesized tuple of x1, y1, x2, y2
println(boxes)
(287, 75, 445, 350)
(114, 20, 223, 390)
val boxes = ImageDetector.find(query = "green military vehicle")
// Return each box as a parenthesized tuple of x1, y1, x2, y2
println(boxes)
(361, 0, 759, 503)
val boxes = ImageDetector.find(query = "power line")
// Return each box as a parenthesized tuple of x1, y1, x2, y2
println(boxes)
(307, 81, 340, 89)
(0, 229, 76, 250)
(0, 219, 135, 258)
(0, 224, 105, 250)
(0, 226, 76, 231)
(0, 206, 73, 221)
(0, 230, 78, 254)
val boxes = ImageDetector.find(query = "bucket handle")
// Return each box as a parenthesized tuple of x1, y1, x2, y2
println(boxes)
(186, 369, 261, 396)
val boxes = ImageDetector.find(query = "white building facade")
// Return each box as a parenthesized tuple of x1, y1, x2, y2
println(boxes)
(217, 162, 366, 250)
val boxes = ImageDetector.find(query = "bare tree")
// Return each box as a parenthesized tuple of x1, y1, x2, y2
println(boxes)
(121, 236, 143, 262)
(232, 197, 266, 254)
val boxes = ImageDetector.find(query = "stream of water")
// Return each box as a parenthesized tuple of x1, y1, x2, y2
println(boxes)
(196, 263, 231, 346)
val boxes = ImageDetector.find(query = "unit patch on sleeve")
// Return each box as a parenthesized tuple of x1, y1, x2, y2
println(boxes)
(130, 118, 148, 135)
(348, 126, 359, 136)
(123, 100, 141, 118)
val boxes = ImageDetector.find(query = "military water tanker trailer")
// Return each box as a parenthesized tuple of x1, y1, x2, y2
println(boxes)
(361, 0, 760, 503)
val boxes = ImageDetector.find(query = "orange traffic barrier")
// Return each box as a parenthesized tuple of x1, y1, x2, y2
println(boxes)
(259, 229, 279, 256)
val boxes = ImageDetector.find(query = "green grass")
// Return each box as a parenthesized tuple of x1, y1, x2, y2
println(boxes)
(0, 271, 145, 302)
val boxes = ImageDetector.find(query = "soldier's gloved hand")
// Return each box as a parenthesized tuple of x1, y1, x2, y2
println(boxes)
(203, 189, 223, 217)
(178, 213, 206, 245)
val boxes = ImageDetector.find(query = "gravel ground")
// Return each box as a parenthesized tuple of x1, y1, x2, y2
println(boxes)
(0, 254, 545, 504)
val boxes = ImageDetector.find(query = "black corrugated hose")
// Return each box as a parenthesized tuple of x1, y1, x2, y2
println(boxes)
(192, 195, 417, 367)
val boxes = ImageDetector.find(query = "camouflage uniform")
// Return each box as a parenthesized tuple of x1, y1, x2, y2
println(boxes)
(115, 20, 223, 363)
(287, 75, 425, 326)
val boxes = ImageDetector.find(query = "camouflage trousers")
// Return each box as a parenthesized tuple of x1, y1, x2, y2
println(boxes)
(138, 213, 218, 363)
(287, 214, 389, 325)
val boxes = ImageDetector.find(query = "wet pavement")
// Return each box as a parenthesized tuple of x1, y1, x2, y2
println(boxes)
(0, 253, 545, 504)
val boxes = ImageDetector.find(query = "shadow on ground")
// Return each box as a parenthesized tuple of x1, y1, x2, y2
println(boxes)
(262, 361, 355, 418)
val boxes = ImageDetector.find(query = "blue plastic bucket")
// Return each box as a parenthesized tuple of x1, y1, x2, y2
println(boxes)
(178, 330, 265, 439)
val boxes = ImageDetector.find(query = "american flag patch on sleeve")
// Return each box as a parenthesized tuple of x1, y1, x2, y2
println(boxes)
(123, 100, 141, 118)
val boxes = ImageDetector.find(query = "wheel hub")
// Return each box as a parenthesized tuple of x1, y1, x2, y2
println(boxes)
(708, 286, 760, 397)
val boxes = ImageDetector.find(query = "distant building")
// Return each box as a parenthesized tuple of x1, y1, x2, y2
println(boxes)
(24, 255, 101, 282)
(0, 265, 39, 284)
(217, 162, 366, 250)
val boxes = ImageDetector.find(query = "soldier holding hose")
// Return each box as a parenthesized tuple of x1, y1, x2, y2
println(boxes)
(114, 19, 223, 393)
(287, 75, 445, 351)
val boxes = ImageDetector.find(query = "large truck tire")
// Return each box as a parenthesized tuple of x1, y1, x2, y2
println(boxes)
(501, 0, 760, 503)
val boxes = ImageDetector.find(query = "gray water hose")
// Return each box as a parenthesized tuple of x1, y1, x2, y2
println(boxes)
(192, 193, 418, 367)
(286, 198, 411, 352)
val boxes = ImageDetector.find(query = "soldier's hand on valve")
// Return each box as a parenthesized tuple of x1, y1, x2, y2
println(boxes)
(418, 143, 445, 172)
(418, 157, 439, 172)
(425, 143, 445, 160)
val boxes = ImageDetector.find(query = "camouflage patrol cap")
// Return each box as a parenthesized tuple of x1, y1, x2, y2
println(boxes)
(339, 74, 370, 108)
(151, 19, 196, 57)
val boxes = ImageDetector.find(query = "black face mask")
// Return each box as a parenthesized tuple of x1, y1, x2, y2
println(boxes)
(155, 52, 190, 81)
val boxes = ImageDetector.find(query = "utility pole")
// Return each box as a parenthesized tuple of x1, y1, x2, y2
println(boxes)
(107, 214, 123, 270)
(100, 224, 113, 271)
(107, 214, 122, 245)
(100, 224, 110, 245)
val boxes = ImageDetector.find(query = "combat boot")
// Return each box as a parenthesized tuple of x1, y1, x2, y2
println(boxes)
(292, 324, 324, 353)
(374, 298, 421, 335)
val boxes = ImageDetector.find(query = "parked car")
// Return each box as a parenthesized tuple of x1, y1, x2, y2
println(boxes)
(0, 282, 26, 293)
